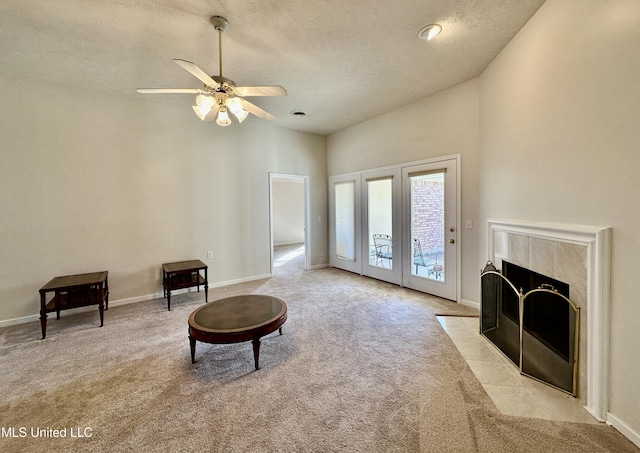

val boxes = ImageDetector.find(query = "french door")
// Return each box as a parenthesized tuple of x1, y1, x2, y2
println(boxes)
(402, 160, 457, 300)
(362, 169, 402, 285)
(330, 156, 458, 301)
(329, 173, 362, 274)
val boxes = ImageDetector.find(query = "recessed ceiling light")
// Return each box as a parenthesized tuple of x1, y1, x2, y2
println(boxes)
(290, 111, 306, 117)
(417, 24, 442, 41)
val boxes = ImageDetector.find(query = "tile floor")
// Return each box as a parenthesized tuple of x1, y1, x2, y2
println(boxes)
(437, 315, 599, 424)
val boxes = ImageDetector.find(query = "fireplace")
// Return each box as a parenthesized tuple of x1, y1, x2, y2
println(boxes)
(486, 220, 611, 421)
(481, 260, 580, 395)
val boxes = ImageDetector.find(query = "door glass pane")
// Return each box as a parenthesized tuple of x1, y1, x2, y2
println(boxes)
(367, 178, 393, 269)
(410, 171, 445, 281)
(335, 181, 356, 261)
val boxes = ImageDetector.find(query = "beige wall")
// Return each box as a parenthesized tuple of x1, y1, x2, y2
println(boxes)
(479, 0, 640, 440)
(327, 78, 482, 304)
(0, 76, 327, 323)
(327, 0, 640, 439)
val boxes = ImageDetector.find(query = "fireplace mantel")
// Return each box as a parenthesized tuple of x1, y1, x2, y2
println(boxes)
(487, 219, 611, 421)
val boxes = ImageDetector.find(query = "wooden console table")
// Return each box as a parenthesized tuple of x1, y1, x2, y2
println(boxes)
(39, 271, 109, 339)
(162, 260, 208, 310)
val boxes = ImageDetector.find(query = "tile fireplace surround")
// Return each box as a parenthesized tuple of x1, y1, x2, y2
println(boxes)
(486, 220, 611, 421)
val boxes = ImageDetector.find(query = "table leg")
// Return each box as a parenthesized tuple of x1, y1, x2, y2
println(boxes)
(40, 292, 47, 340)
(204, 267, 208, 303)
(167, 289, 172, 311)
(279, 327, 283, 335)
(97, 284, 105, 327)
(252, 338, 261, 370)
(189, 336, 197, 363)
(105, 276, 109, 310)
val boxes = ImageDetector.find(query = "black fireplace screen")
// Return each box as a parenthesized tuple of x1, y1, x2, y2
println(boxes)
(481, 267, 521, 366)
(480, 261, 580, 396)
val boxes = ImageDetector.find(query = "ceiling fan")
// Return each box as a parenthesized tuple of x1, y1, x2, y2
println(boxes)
(137, 16, 287, 126)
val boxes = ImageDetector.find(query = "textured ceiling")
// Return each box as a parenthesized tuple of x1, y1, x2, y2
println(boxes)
(0, 0, 546, 136)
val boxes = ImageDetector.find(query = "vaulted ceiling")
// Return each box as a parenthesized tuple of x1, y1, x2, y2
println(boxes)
(0, 0, 546, 135)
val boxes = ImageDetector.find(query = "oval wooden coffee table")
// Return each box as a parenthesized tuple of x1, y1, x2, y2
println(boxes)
(188, 294, 287, 370)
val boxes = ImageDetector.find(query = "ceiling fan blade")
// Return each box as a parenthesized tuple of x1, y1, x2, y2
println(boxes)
(242, 100, 276, 122)
(173, 59, 220, 88)
(137, 88, 201, 94)
(234, 86, 287, 97)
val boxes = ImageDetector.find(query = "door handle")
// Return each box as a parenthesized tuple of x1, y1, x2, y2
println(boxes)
(449, 239, 455, 244)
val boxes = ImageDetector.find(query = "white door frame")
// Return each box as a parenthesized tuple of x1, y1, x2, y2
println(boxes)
(269, 173, 310, 274)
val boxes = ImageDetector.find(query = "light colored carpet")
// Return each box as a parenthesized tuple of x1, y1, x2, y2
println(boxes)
(0, 246, 637, 452)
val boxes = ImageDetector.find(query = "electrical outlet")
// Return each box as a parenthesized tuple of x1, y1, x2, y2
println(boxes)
(207, 251, 213, 259)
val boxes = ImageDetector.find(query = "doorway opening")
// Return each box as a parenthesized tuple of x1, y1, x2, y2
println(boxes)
(269, 173, 310, 275)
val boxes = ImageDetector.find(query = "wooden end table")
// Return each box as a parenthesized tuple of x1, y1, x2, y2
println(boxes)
(162, 260, 208, 311)
(188, 294, 287, 370)
(39, 271, 109, 339)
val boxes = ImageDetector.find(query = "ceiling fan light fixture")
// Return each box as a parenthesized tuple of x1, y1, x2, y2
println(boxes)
(192, 104, 218, 121)
(216, 105, 232, 126)
(192, 105, 206, 120)
(227, 97, 249, 123)
(195, 94, 215, 116)
(418, 24, 442, 41)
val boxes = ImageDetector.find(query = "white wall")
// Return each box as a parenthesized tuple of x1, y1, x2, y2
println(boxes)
(479, 0, 640, 441)
(328, 78, 481, 304)
(272, 179, 305, 245)
(0, 75, 327, 323)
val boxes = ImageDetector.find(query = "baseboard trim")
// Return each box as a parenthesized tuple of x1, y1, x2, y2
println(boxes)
(0, 313, 41, 329)
(607, 412, 640, 448)
(110, 292, 164, 308)
(308, 263, 329, 270)
(0, 274, 274, 330)
(459, 298, 479, 310)
(209, 273, 272, 287)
